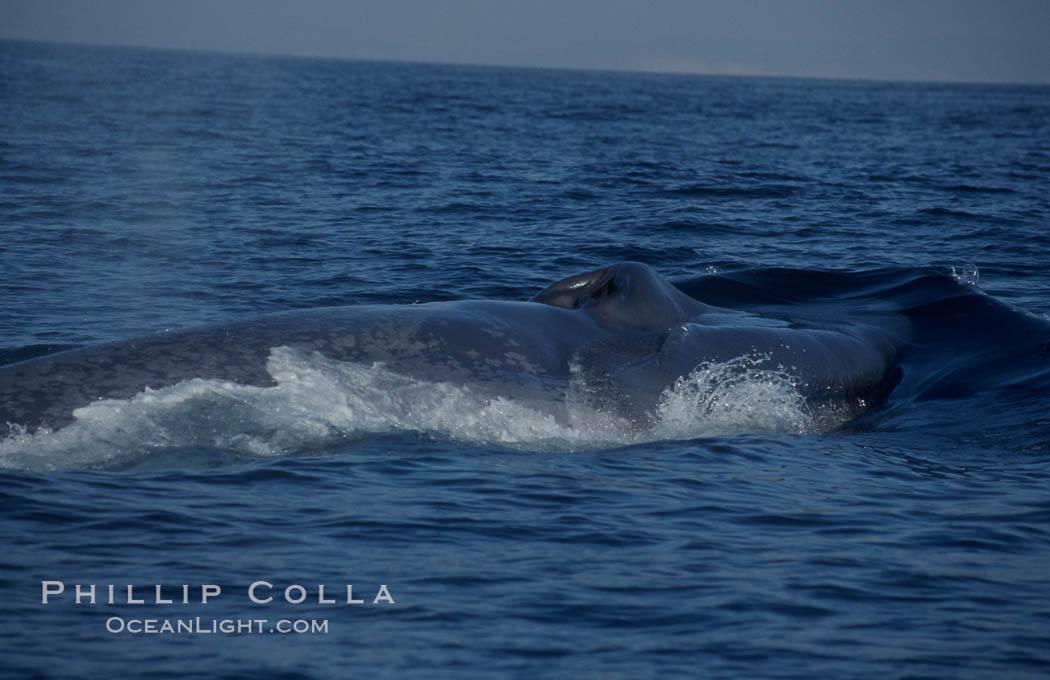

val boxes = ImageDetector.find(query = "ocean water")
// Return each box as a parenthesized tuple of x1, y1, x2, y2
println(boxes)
(2, 39, 1050, 678)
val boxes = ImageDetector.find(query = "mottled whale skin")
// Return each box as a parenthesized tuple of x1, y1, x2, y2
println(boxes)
(0, 263, 905, 435)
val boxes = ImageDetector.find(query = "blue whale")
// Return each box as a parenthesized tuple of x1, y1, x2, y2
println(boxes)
(0, 263, 906, 439)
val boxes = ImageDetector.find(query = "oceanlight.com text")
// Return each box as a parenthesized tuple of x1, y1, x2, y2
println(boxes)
(105, 616, 329, 634)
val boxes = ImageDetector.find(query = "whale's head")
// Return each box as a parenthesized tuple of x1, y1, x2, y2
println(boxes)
(530, 262, 708, 330)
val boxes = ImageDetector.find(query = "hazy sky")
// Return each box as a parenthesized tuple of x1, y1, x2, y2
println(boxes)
(2, 0, 1048, 84)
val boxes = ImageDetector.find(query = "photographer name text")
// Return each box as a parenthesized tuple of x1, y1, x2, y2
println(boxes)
(41, 580, 394, 606)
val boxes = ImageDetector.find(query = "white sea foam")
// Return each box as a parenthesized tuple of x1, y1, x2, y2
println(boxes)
(1, 346, 823, 471)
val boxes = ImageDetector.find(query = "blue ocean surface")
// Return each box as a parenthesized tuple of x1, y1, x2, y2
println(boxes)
(2, 40, 1050, 678)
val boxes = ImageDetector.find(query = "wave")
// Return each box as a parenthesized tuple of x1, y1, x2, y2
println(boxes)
(674, 265, 1050, 409)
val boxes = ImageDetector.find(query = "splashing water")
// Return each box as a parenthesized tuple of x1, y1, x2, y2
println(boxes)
(1, 347, 821, 471)
(653, 355, 812, 438)
(950, 264, 980, 287)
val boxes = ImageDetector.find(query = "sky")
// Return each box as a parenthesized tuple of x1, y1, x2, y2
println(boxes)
(2, 0, 1048, 84)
